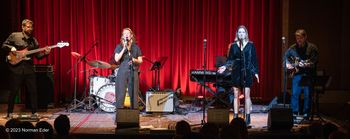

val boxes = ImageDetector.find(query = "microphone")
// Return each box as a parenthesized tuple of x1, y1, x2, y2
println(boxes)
(203, 39, 207, 48)
(238, 38, 243, 48)
(122, 36, 128, 48)
(126, 36, 131, 52)
(282, 36, 286, 48)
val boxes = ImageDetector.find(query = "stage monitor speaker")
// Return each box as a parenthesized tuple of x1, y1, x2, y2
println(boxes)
(268, 107, 293, 131)
(116, 109, 139, 129)
(207, 108, 229, 127)
(26, 65, 54, 109)
(146, 91, 174, 113)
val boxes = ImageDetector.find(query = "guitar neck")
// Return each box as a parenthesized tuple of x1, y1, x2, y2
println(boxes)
(25, 45, 56, 56)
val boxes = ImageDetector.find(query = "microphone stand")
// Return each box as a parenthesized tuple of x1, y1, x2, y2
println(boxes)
(201, 39, 207, 125)
(282, 38, 288, 107)
(240, 40, 247, 120)
(128, 44, 135, 110)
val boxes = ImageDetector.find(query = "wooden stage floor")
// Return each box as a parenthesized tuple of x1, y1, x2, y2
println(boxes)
(0, 104, 319, 135)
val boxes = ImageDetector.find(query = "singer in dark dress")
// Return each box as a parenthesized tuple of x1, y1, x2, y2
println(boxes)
(218, 25, 259, 126)
(113, 28, 143, 109)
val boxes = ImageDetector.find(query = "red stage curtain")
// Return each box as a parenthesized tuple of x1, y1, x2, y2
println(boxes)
(12, 0, 281, 102)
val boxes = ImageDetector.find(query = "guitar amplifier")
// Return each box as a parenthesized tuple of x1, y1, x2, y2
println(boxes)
(146, 91, 174, 113)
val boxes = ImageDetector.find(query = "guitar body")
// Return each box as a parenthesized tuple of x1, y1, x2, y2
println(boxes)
(287, 67, 299, 77)
(7, 49, 30, 65)
(124, 92, 131, 108)
(287, 56, 310, 77)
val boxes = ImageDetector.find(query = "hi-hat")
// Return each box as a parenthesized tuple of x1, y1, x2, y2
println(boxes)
(87, 60, 111, 69)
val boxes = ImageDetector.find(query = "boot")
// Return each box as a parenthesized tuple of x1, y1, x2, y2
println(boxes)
(245, 114, 251, 125)
(234, 113, 238, 118)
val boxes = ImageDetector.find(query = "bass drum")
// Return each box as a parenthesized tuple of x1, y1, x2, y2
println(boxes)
(96, 84, 130, 112)
(89, 76, 110, 95)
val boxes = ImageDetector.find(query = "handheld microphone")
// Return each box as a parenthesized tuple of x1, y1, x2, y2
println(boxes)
(203, 39, 207, 48)
(123, 36, 128, 48)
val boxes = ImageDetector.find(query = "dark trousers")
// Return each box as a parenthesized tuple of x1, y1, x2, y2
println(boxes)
(7, 72, 38, 114)
(115, 68, 139, 109)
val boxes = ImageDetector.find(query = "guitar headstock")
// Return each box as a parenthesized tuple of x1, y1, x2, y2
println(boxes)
(56, 41, 70, 48)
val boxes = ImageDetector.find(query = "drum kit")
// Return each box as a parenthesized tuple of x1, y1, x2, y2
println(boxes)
(68, 51, 121, 113)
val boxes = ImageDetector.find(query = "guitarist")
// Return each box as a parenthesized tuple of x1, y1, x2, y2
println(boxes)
(284, 29, 318, 120)
(2, 19, 51, 119)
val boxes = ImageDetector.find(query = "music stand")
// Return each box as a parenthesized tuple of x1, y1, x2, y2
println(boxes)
(310, 75, 331, 122)
(150, 57, 167, 91)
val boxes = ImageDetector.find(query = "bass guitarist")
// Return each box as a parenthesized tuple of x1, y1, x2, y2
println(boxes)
(2, 19, 51, 119)
(284, 29, 318, 120)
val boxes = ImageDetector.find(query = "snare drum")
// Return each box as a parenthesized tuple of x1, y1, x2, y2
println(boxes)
(89, 76, 110, 95)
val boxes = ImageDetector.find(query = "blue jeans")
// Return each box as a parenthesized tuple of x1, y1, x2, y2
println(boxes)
(291, 74, 311, 115)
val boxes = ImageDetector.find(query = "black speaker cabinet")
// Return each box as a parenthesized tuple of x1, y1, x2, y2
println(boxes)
(268, 107, 293, 131)
(26, 65, 54, 109)
(116, 109, 139, 129)
(207, 108, 229, 127)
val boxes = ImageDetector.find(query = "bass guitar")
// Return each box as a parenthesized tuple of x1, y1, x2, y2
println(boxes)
(7, 41, 69, 65)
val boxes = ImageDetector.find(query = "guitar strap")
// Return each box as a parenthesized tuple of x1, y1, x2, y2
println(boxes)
(26, 37, 36, 50)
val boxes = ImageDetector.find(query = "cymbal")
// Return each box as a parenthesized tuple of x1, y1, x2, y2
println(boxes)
(87, 60, 111, 69)
(71, 52, 82, 58)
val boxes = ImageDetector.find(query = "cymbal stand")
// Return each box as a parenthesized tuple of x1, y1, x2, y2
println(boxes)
(68, 58, 86, 112)
(68, 41, 98, 112)
(81, 42, 100, 111)
(82, 69, 100, 111)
